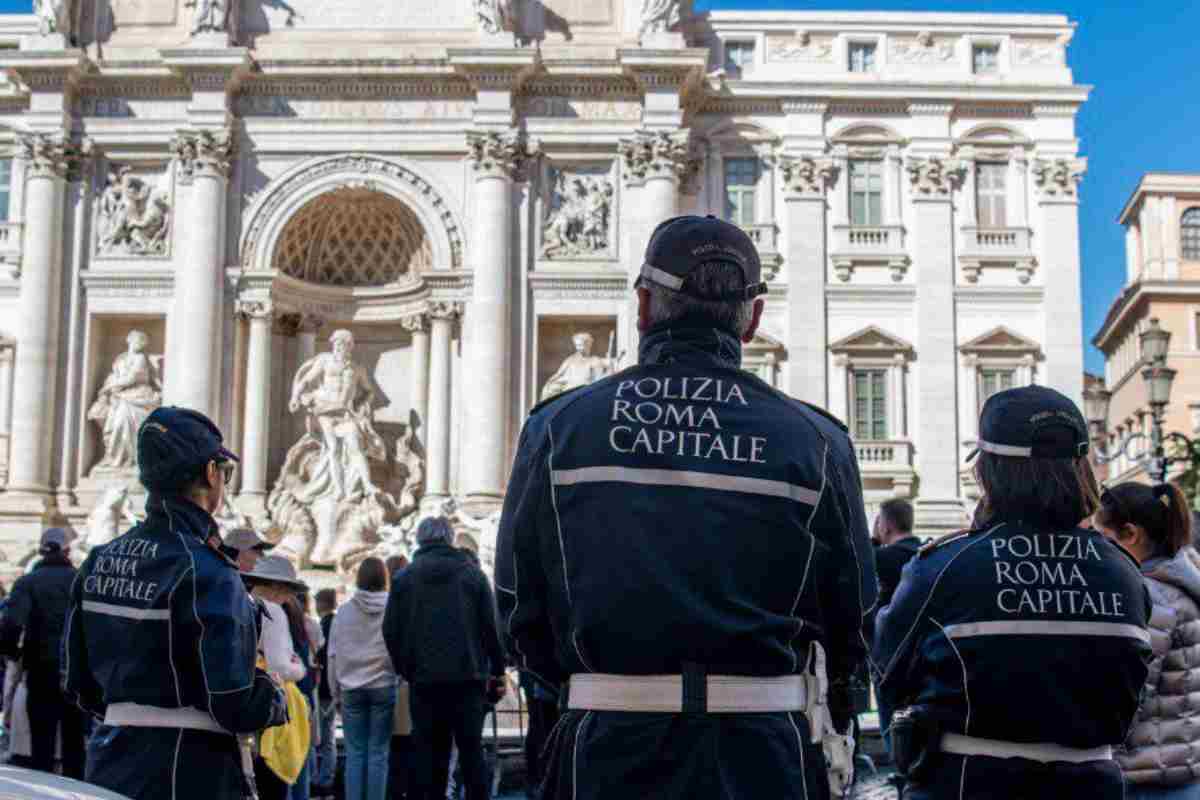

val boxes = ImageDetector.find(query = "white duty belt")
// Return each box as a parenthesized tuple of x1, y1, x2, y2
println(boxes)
(940, 733, 1113, 764)
(566, 673, 807, 713)
(105, 702, 229, 735)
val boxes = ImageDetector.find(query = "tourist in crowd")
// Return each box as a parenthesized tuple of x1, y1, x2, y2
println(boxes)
(385, 554, 414, 800)
(0, 528, 84, 778)
(518, 670, 559, 800)
(224, 526, 275, 573)
(64, 407, 287, 799)
(284, 592, 320, 800)
(245, 556, 311, 800)
(330, 557, 397, 800)
(875, 387, 1151, 799)
(384, 517, 506, 800)
(313, 588, 339, 799)
(1093, 482, 1200, 799)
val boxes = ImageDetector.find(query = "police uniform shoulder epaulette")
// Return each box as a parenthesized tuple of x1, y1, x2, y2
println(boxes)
(797, 401, 849, 433)
(918, 529, 975, 558)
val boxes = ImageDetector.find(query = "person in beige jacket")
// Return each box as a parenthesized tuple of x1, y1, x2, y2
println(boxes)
(1093, 482, 1200, 800)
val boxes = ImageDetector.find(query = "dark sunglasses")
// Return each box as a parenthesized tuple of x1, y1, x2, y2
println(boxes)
(216, 461, 236, 487)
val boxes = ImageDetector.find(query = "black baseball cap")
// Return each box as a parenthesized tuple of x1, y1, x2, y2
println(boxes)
(138, 407, 239, 492)
(635, 215, 768, 301)
(968, 386, 1089, 461)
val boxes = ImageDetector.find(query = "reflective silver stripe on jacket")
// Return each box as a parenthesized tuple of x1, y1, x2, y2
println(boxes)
(83, 601, 170, 621)
(551, 466, 820, 506)
(567, 673, 808, 713)
(940, 732, 1112, 764)
(943, 620, 1151, 646)
(105, 702, 229, 735)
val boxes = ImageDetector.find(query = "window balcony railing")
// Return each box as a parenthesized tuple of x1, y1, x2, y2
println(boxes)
(855, 439, 914, 469)
(740, 223, 782, 280)
(830, 224, 909, 282)
(958, 226, 1036, 284)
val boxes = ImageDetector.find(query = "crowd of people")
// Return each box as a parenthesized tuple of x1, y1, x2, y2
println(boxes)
(0, 215, 1199, 800)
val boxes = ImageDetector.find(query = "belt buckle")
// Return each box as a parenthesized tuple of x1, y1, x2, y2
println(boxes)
(681, 662, 707, 714)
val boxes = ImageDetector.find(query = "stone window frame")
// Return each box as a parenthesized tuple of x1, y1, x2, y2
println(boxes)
(743, 332, 785, 389)
(829, 325, 913, 443)
(954, 127, 1036, 283)
(844, 34, 885, 74)
(965, 34, 1009, 76)
(959, 325, 1042, 444)
(698, 122, 782, 274)
(720, 36, 759, 79)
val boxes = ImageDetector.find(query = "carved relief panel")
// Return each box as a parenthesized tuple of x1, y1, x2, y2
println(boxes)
(94, 162, 174, 259)
(539, 161, 617, 261)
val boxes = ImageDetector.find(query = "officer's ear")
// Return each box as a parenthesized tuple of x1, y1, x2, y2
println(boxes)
(741, 299, 765, 344)
(636, 287, 652, 333)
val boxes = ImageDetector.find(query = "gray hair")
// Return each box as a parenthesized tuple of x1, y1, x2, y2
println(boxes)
(415, 516, 454, 547)
(644, 261, 756, 338)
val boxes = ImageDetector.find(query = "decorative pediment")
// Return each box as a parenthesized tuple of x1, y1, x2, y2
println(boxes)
(745, 331, 786, 356)
(959, 326, 1041, 357)
(830, 326, 914, 357)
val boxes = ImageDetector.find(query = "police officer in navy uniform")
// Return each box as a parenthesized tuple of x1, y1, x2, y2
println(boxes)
(63, 407, 287, 799)
(874, 386, 1151, 799)
(495, 216, 877, 800)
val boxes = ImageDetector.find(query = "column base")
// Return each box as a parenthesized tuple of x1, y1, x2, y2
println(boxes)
(236, 492, 268, 517)
(461, 493, 504, 519)
(915, 497, 970, 538)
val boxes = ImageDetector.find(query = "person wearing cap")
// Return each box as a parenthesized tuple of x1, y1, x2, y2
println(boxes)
(873, 386, 1152, 799)
(0, 527, 85, 778)
(63, 406, 288, 800)
(495, 215, 877, 799)
(225, 526, 275, 574)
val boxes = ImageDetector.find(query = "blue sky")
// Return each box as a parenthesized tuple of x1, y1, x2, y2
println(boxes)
(0, 1, 1192, 372)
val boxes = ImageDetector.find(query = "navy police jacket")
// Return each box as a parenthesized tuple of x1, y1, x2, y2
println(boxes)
(874, 516, 1152, 750)
(63, 494, 285, 735)
(496, 324, 877, 697)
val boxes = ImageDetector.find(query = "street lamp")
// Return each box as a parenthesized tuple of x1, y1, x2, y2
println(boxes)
(1092, 318, 1198, 485)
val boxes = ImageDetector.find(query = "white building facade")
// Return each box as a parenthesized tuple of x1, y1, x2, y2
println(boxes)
(0, 1, 1089, 568)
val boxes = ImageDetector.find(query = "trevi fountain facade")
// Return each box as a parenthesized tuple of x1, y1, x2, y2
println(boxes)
(0, 0, 1088, 578)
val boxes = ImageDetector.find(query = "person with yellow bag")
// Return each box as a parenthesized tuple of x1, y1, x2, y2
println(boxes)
(244, 555, 313, 800)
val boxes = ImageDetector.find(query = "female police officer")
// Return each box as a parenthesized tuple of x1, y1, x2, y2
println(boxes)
(874, 386, 1152, 799)
(64, 407, 287, 799)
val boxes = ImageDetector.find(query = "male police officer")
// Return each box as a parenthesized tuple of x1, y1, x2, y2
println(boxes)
(64, 407, 287, 799)
(495, 216, 877, 800)
(874, 386, 1151, 799)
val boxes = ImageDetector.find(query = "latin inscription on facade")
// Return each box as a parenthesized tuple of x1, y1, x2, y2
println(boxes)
(521, 97, 641, 121)
(238, 97, 474, 119)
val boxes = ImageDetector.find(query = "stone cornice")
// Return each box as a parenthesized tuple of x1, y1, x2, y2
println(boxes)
(80, 269, 174, 297)
(528, 272, 629, 299)
(239, 77, 474, 99)
(447, 48, 538, 92)
(0, 50, 91, 92)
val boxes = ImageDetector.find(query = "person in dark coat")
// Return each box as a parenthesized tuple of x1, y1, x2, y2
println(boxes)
(383, 517, 506, 800)
(874, 386, 1152, 800)
(873, 498, 920, 611)
(495, 216, 876, 800)
(0, 528, 84, 778)
(63, 407, 288, 800)
(313, 587, 339, 798)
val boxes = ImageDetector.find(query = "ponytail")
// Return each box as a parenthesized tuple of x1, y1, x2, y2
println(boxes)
(1096, 481, 1194, 557)
(1154, 483, 1193, 556)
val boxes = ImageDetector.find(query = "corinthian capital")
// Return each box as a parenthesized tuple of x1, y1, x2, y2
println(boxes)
(780, 155, 839, 198)
(428, 301, 463, 321)
(466, 131, 536, 181)
(18, 132, 80, 180)
(171, 129, 235, 182)
(235, 298, 274, 321)
(618, 130, 695, 186)
(905, 156, 966, 198)
(402, 311, 431, 334)
(1032, 157, 1087, 199)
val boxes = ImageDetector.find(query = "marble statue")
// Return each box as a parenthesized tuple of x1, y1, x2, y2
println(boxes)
(542, 172, 614, 258)
(97, 167, 171, 257)
(187, 0, 230, 35)
(475, 0, 515, 34)
(34, 0, 71, 37)
(287, 329, 387, 502)
(87, 331, 163, 473)
(84, 485, 137, 552)
(638, 0, 681, 41)
(541, 332, 618, 401)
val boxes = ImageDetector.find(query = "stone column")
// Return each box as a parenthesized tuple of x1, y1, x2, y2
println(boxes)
(0, 342, 13, 483)
(165, 129, 233, 419)
(830, 355, 850, 423)
(961, 355, 980, 441)
(890, 354, 907, 439)
(908, 156, 966, 529)
(6, 134, 69, 505)
(462, 132, 533, 509)
(619, 130, 693, 256)
(403, 311, 431, 441)
(1012, 155, 1030, 230)
(885, 145, 904, 226)
(426, 302, 461, 502)
(237, 299, 273, 512)
(780, 156, 837, 405)
(1033, 157, 1088, 404)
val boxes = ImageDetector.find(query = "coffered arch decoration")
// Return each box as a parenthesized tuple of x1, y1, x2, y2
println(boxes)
(240, 154, 465, 277)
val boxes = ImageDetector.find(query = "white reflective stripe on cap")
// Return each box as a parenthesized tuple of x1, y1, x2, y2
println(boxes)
(640, 263, 685, 291)
(943, 620, 1150, 645)
(83, 601, 170, 621)
(975, 439, 1034, 457)
(552, 466, 820, 506)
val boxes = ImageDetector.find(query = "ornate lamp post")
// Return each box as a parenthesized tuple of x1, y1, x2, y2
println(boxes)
(1091, 318, 1196, 484)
